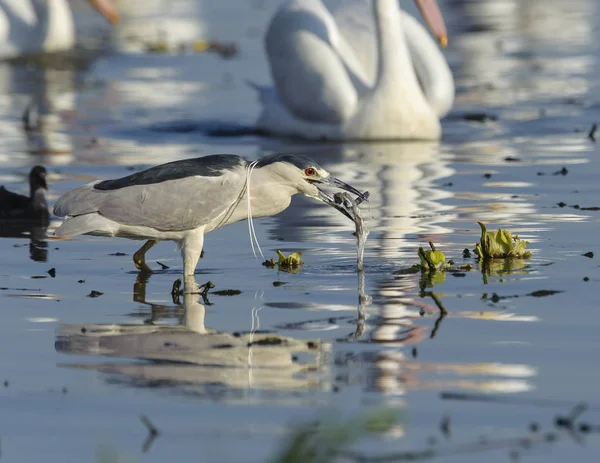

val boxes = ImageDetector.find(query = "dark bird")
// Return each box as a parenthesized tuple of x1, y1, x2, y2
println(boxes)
(0, 165, 49, 221)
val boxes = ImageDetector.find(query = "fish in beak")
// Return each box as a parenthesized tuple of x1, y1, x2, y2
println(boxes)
(415, 0, 448, 47)
(89, 0, 120, 25)
(312, 176, 369, 222)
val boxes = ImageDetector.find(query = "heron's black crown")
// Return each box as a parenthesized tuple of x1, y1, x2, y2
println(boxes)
(255, 153, 322, 171)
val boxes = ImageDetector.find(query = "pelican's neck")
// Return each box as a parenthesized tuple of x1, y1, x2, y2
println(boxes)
(402, 13, 454, 118)
(33, 0, 75, 52)
(373, 0, 421, 92)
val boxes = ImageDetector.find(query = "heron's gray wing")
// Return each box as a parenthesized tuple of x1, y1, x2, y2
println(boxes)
(54, 171, 247, 232)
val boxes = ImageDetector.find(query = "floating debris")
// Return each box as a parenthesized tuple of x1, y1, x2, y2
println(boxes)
(47, 268, 56, 278)
(212, 289, 242, 296)
(553, 167, 568, 176)
(393, 264, 421, 275)
(582, 252, 594, 258)
(156, 261, 170, 270)
(462, 112, 498, 123)
(140, 414, 160, 453)
(440, 414, 451, 439)
(262, 258, 276, 268)
(528, 290, 563, 298)
(87, 290, 103, 298)
(588, 122, 597, 142)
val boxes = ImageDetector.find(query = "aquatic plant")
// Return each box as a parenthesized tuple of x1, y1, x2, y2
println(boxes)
(277, 250, 303, 268)
(418, 242, 446, 272)
(474, 222, 531, 259)
(269, 408, 399, 463)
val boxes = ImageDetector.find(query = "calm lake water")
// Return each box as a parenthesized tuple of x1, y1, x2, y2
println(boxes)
(1, 0, 600, 461)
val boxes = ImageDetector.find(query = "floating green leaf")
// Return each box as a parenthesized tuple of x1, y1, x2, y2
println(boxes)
(474, 222, 532, 259)
(277, 250, 303, 268)
(418, 242, 446, 271)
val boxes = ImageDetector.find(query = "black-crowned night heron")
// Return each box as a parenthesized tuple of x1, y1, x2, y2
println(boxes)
(53, 153, 367, 275)
(0, 165, 48, 220)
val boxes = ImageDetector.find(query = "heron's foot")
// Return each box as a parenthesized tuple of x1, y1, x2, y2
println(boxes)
(133, 252, 153, 273)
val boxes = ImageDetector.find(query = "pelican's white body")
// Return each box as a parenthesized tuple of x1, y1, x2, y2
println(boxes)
(256, 0, 454, 141)
(0, 0, 76, 59)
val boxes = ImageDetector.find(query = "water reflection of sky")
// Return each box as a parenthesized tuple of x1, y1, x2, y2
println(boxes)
(2, 0, 600, 461)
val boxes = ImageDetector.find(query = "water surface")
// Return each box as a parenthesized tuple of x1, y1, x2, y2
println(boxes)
(1, 0, 600, 461)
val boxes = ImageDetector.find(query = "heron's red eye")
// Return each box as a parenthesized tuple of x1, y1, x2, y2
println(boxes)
(305, 167, 316, 176)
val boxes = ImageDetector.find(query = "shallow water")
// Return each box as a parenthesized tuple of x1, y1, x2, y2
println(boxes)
(2, 0, 600, 461)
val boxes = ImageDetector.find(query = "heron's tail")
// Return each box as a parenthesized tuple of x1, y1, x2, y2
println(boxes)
(54, 214, 116, 238)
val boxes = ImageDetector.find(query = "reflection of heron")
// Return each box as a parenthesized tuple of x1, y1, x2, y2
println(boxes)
(0, 0, 119, 59)
(55, 275, 329, 395)
(53, 153, 366, 277)
(255, 0, 454, 140)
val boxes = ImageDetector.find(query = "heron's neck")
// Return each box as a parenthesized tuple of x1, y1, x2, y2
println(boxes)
(247, 166, 295, 218)
(373, 0, 421, 93)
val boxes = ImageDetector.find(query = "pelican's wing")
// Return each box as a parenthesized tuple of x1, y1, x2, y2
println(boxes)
(0, 0, 37, 59)
(54, 156, 247, 232)
(265, 0, 363, 124)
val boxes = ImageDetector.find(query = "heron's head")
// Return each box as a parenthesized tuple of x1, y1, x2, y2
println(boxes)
(255, 154, 367, 206)
(29, 165, 48, 192)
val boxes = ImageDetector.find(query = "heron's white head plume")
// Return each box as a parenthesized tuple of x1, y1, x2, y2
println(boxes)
(246, 160, 265, 259)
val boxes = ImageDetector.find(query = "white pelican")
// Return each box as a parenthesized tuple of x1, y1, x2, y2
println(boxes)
(255, 0, 454, 141)
(0, 0, 119, 60)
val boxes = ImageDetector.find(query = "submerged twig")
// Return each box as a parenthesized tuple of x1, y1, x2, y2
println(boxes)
(588, 122, 597, 142)
(140, 415, 160, 453)
(429, 293, 448, 316)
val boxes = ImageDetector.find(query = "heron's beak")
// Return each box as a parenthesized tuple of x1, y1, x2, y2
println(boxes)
(89, 0, 120, 25)
(415, 0, 448, 47)
(317, 176, 367, 201)
(312, 176, 369, 221)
